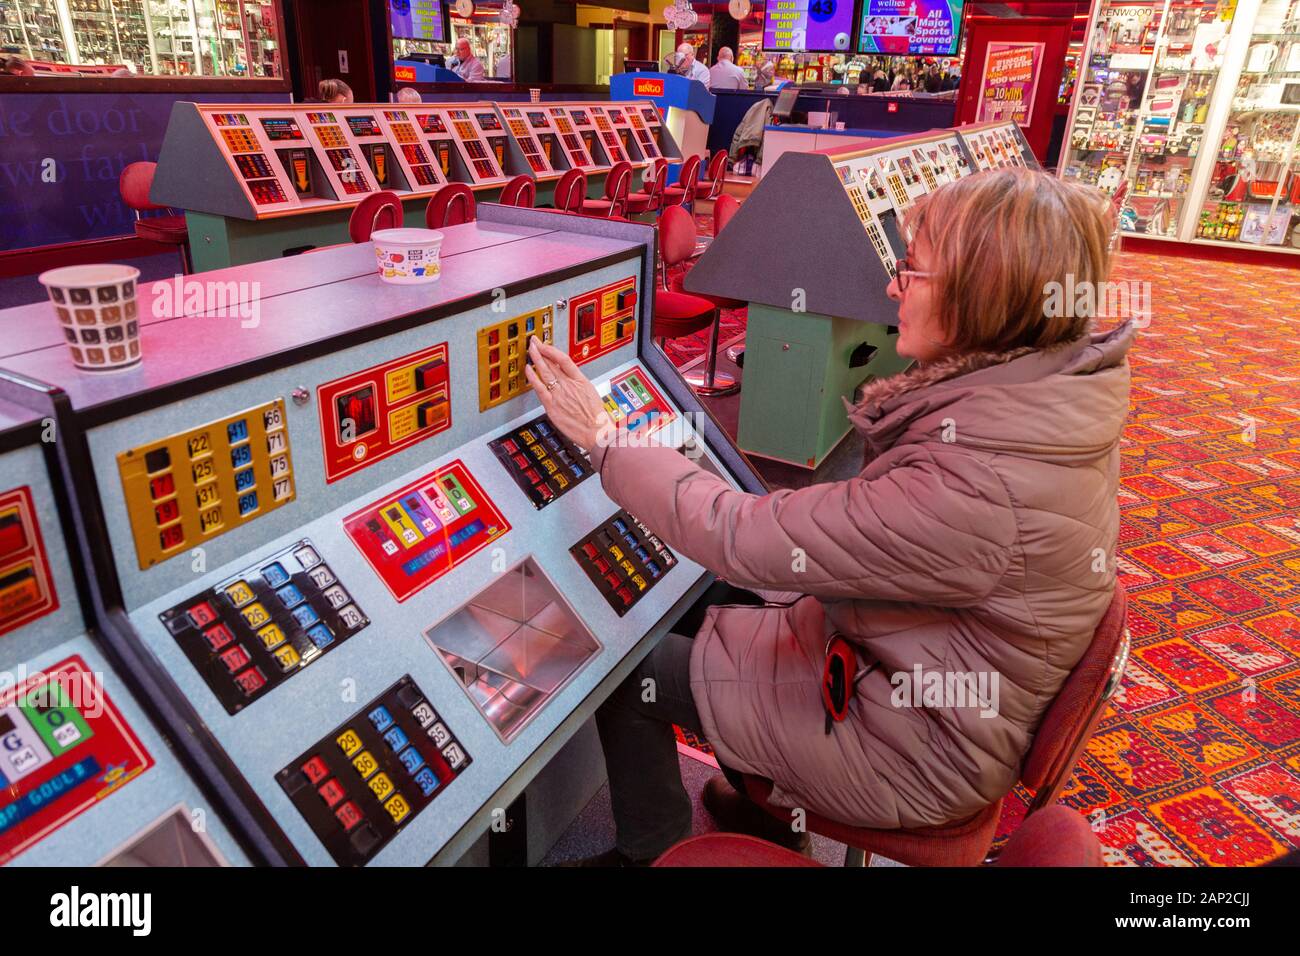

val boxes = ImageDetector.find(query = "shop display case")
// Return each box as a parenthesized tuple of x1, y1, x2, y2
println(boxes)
(1193, 0, 1300, 250)
(1, 0, 282, 77)
(1061, 0, 1245, 241)
(1, 1, 70, 62)
(1062, 0, 1300, 254)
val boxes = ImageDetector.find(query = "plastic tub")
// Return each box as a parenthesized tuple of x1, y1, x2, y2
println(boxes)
(371, 227, 445, 284)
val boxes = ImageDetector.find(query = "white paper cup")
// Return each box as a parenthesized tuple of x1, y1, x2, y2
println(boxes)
(38, 264, 142, 371)
(371, 228, 444, 284)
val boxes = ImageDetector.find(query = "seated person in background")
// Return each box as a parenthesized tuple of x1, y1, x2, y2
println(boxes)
(670, 42, 711, 88)
(526, 168, 1133, 865)
(318, 78, 353, 104)
(449, 38, 486, 82)
(752, 55, 776, 91)
(708, 47, 748, 90)
(395, 86, 422, 103)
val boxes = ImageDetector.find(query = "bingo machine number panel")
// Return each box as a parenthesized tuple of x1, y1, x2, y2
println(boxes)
(158, 539, 370, 714)
(0, 656, 153, 866)
(477, 307, 553, 411)
(276, 675, 471, 867)
(342, 460, 510, 603)
(116, 399, 295, 570)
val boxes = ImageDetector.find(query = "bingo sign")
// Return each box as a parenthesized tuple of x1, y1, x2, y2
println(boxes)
(976, 42, 1043, 127)
(763, 0, 856, 53)
(858, 0, 963, 56)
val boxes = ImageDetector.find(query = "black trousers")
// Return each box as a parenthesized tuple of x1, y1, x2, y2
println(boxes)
(594, 581, 762, 860)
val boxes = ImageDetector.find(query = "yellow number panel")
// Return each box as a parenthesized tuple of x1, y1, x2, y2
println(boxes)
(115, 399, 296, 570)
(476, 308, 552, 412)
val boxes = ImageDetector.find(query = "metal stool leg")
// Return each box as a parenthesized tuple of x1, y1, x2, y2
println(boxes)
(683, 308, 739, 396)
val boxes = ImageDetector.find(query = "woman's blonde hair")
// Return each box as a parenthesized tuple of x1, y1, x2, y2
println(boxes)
(902, 168, 1114, 353)
(318, 78, 353, 102)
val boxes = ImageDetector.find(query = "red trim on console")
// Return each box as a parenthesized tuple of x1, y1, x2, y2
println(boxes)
(0, 236, 175, 280)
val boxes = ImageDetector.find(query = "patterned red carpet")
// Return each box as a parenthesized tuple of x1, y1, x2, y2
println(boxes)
(670, 245, 1300, 866)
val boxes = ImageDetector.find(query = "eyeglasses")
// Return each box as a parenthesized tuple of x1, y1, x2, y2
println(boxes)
(893, 257, 936, 293)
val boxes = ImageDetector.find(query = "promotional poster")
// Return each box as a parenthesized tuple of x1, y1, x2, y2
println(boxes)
(857, 0, 964, 56)
(976, 42, 1044, 126)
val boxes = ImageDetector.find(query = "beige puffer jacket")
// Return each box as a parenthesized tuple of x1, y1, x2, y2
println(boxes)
(591, 321, 1133, 829)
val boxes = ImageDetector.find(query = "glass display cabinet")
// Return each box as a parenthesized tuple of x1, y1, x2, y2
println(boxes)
(1061, 0, 1245, 241)
(1193, 0, 1300, 250)
(1, 1, 282, 78)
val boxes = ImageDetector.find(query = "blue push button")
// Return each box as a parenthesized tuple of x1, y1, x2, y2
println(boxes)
(397, 746, 425, 776)
(414, 766, 440, 796)
(291, 604, 319, 629)
(368, 706, 394, 733)
(306, 622, 334, 649)
(276, 583, 305, 608)
(383, 726, 409, 751)
(261, 562, 290, 588)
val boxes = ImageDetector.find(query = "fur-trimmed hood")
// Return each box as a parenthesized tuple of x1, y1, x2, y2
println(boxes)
(848, 320, 1136, 464)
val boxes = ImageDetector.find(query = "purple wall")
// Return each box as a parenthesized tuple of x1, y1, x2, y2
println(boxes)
(0, 91, 289, 252)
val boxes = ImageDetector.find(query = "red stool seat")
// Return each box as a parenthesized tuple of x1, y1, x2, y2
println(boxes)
(652, 290, 715, 340)
(581, 198, 619, 215)
(654, 833, 820, 868)
(134, 214, 189, 244)
(744, 777, 1003, 867)
(669, 272, 743, 311)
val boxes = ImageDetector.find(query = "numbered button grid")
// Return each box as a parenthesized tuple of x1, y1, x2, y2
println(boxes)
(275, 675, 471, 867)
(157, 538, 370, 715)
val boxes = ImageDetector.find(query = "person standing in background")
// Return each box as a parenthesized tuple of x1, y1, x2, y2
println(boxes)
(709, 47, 748, 90)
(753, 53, 776, 90)
(673, 42, 711, 87)
(449, 37, 486, 82)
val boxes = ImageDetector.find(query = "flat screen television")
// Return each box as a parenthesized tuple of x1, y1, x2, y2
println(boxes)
(389, 0, 451, 46)
(763, 0, 859, 53)
(857, 0, 965, 56)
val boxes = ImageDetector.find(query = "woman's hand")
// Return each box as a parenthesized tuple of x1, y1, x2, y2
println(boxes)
(524, 338, 616, 451)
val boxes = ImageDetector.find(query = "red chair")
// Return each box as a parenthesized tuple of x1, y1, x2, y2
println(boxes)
(713, 194, 741, 234)
(119, 161, 191, 273)
(653, 805, 1103, 868)
(425, 183, 476, 228)
(695, 150, 729, 203)
(656, 205, 736, 396)
(582, 161, 633, 218)
(348, 190, 404, 242)
(499, 175, 536, 208)
(741, 584, 1131, 866)
(626, 158, 669, 216)
(553, 168, 588, 214)
(662, 154, 702, 209)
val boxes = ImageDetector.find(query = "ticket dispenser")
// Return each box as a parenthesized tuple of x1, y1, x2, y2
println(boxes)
(686, 122, 1038, 468)
(610, 73, 711, 184)
(0, 394, 250, 867)
(0, 208, 763, 866)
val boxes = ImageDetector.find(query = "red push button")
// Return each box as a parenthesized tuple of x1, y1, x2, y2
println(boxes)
(204, 623, 235, 651)
(219, 644, 251, 673)
(188, 601, 218, 628)
(318, 778, 347, 808)
(335, 801, 364, 832)
(0, 511, 27, 557)
(302, 756, 330, 785)
(234, 667, 267, 696)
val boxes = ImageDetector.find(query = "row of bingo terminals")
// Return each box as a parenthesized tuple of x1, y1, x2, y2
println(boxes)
(685, 119, 1038, 470)
(151, 100, 682, 270)
(0, 206, 763, 866)
(0, 395, 250, 866)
